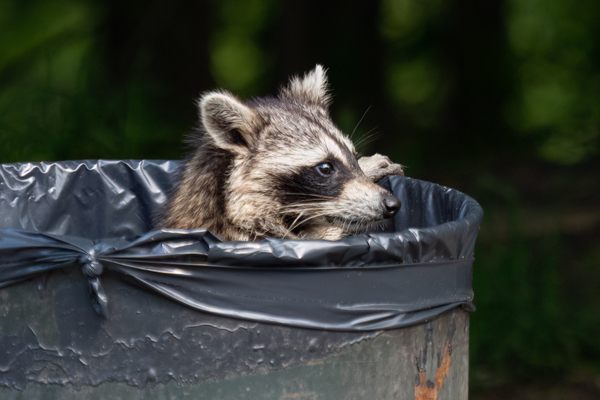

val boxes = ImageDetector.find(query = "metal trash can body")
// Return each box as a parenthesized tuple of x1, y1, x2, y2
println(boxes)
(0, 160, 482, 399)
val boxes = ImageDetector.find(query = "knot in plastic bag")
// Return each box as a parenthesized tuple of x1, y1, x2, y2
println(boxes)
(77, 250, 108, 317)
(78, 252, 104, 277)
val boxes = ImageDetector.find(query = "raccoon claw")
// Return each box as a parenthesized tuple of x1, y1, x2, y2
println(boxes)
(358, 153, 405, 182)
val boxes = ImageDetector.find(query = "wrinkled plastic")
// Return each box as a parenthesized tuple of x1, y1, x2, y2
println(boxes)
(0, 160, 482, 331)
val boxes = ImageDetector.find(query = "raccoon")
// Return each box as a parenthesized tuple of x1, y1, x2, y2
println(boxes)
(162, 65, 404, 241)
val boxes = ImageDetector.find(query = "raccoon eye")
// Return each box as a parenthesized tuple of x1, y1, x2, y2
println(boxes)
(315, 162, 334, 177)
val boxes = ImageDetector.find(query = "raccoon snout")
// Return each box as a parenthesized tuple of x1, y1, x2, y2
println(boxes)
(382, 194, 401, 218)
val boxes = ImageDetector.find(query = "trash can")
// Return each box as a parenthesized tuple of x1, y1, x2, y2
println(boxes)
(0, 160, 482, 400)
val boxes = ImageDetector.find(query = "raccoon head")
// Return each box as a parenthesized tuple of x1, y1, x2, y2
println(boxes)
(198, 65, 400, 240)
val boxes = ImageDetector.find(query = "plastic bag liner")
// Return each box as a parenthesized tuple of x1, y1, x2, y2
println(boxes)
(0, 160, 482, 331)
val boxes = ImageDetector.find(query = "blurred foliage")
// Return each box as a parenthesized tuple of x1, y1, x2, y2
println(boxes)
(0, 0, 599, 394)
(507, 0, 600, 165)
(209, 0, 274, 95)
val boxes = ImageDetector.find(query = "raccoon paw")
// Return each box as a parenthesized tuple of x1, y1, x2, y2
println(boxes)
(358, 153, 405, 182)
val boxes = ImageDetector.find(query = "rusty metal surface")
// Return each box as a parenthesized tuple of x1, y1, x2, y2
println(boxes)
(0, 267, 468, 399)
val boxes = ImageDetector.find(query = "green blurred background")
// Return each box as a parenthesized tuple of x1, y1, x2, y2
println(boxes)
(1, 1, 598, 398)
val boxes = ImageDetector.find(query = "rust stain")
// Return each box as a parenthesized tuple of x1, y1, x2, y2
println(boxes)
(414, 343, 452, 400)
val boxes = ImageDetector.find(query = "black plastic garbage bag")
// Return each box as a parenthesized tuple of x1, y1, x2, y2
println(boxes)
(0, 160, 482, 331)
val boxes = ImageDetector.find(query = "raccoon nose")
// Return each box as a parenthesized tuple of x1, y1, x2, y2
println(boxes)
(382, 195, 400, 218)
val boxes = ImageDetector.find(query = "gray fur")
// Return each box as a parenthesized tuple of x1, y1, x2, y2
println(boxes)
(162, 65, 403, 241)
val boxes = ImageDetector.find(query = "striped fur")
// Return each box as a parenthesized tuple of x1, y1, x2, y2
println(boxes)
(162, 66, 403, 240)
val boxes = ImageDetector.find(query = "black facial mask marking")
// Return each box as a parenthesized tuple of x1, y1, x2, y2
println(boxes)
(277, 157, 354, 205)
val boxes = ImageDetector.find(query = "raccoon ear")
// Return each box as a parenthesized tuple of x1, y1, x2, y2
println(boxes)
(280, 64, 331, 109)
(199, 91, 259, 153)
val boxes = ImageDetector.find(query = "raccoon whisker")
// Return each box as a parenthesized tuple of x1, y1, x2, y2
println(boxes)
(283, 211, 306, 239)
(354, 128, 379, 151)
(356, 127, 379, 147)
(364, 218, 374, 231)
(291, 197, 338, 204)
(279, 202, 333, 208)
(363, 126, 379, 137)
(280, 210, 330, 220)
(280, 209, 329, 215)
(287, 211, 332, 233)
(292, 213, 330, 231)
(280, 207, 328, 214)
(286, 217, 306, 235)
(350, 105, 372, 140)
(355, 217, 364, 231)
(279, 202, 330, 209)
(279, 203, 332, 211)
(279, 192, 337, 200)
(344, 218, 352, 232)
(341, 219, 348, 232)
